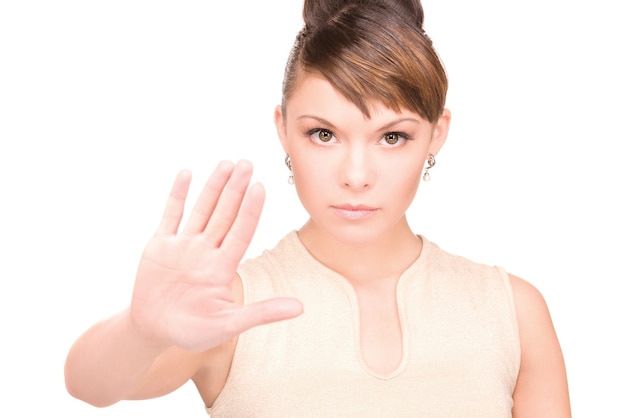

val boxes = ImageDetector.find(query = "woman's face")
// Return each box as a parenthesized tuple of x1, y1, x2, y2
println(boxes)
(275, 74, 450, 245)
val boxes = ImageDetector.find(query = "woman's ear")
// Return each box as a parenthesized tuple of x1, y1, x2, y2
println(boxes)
(274, 105, 289, 153)
(428, 108, 451, 156)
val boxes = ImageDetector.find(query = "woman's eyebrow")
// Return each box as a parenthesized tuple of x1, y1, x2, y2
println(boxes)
(296, 115, 338, 130)
(376, 117, 422, 131)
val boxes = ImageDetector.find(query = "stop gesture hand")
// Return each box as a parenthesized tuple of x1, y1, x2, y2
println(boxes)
(130, 160, 302, 352)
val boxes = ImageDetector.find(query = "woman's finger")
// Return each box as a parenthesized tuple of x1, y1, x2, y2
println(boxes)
(182, 160, 235, 235)
(202, 160, 254, 247)
(155, 170, 192, 236)
(219, 182, 265, 272)
(223, 298, 304, 339)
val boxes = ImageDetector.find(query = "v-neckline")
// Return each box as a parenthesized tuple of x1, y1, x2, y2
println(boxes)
(287, 230, 429, 379)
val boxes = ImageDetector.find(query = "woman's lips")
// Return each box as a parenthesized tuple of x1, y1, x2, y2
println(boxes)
(331, 205, 379, 220)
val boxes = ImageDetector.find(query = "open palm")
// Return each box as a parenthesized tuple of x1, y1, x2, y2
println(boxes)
(130, 160, 302, 352)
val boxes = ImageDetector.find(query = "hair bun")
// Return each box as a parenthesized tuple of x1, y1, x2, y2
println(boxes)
(303, 0, 425, 32)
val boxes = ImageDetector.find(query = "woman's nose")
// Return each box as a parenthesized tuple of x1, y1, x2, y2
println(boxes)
(341, 146, 372, 190)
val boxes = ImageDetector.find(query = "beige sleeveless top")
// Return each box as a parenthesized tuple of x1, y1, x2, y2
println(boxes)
(206, 232, 520, 417)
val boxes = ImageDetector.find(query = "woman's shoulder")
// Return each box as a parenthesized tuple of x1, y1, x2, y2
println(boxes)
(420, 236, 507, 281)
(507, 273, 558, 349)
(507, 274, 547, 309)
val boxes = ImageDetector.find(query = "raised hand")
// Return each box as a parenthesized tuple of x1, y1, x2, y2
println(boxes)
(130, 160, 302, 352)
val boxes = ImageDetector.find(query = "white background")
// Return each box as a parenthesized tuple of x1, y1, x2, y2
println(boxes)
(1, 0, 624, 416)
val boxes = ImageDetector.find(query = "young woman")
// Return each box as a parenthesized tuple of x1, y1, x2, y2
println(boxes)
(65, 0, 571, 416)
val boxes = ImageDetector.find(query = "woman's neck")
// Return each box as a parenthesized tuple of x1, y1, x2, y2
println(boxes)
(296, 217, 423, 285)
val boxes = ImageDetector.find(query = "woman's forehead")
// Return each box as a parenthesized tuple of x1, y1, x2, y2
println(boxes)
(287, 73, 424, 122)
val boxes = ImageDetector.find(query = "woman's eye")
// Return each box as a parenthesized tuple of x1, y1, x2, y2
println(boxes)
(384, 133, 400, 145)
(318, 129, 333, 142)
(380, 132, 408, 146)
(308, 129, 336, 144)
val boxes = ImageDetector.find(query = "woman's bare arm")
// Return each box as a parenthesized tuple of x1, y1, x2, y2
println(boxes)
(510, 274, 571, 417)
(64, 309, 207, 407)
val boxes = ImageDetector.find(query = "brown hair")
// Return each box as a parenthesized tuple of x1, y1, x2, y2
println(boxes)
(281, 0, 447, 123)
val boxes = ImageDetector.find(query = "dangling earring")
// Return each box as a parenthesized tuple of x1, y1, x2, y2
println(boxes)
(422, 154, 436, 182)
(284, 154, 294, 185)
